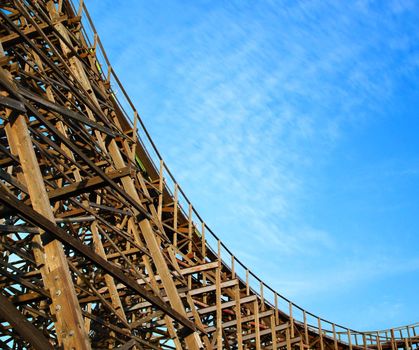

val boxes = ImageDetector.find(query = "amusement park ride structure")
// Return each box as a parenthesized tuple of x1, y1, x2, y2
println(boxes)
(0, 1, 417, 349)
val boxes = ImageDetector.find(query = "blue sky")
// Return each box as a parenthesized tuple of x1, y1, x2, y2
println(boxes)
(88, 0, 419, 330)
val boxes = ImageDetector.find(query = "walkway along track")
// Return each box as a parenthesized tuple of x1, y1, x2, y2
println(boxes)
(0, 1, 417, 349)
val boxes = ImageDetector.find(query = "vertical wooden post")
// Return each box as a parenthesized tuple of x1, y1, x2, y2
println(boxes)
(303, 310, 309, 345)
(286, 327, 292, 350)
(376, 332, 382, 350)
(235, 284, 243, 350)
(201, 222, 207, 306)
(289, 302, 294, 338)
(5, 112, 91, 349)
(173, 184, 179, 248)
(318, 318, 324, 350)
(231, 255, 235, 278)
(158, 159, 164, 220)
(274, 293, 279, 326)
(332, 323, 338, 350)
(201, 221, 206, 261)
(391, 329, 396, 350)
(131, 111, 138, 158)
(216, 240, 222, 350)
(260, 282, 265, 311)
(246, 269, 250, 296)
(133, 111, 138, 143)
(270, 314, 277, 350)
(406, 326, 412, 350)
(347, 329, 353, 350)
(77, 0, 84, 17)
(188, 203, 193, 254)
(254, 300, 261, 350)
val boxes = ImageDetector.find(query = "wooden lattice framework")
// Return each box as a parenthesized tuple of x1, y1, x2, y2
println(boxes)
(0, 1, 418, 349)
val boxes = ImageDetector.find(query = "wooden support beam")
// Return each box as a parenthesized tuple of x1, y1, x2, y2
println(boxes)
(3, 105, 91, 349)
(139, 219, 202, 350)
(318, 318, 324, 350)
(91, 221, 127, 323)
(270, 314, 277, 350)
(254, 299, 261, 350)
(235, 284, 243, 350)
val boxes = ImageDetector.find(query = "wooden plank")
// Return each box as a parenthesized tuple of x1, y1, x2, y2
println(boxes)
(178, 261, 219, 275)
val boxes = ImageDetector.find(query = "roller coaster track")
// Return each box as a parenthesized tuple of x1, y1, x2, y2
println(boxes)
(0, 1, 417, 349)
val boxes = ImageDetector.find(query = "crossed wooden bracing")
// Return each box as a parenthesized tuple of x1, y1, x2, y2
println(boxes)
(0, 1, 417, 349)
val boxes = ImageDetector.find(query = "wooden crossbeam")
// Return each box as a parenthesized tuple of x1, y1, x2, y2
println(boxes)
(198, 295, 257, 315)
(47, 166, 130, 202)
(205, 310, 275, 333)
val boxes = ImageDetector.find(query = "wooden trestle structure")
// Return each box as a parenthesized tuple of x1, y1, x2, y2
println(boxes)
(0, 1, 417, 349)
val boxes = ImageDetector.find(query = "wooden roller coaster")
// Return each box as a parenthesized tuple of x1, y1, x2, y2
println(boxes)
(0, 1, 417, 349)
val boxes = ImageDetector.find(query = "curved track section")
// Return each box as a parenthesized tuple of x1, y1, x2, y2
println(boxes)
(0, 1, 417, 349)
